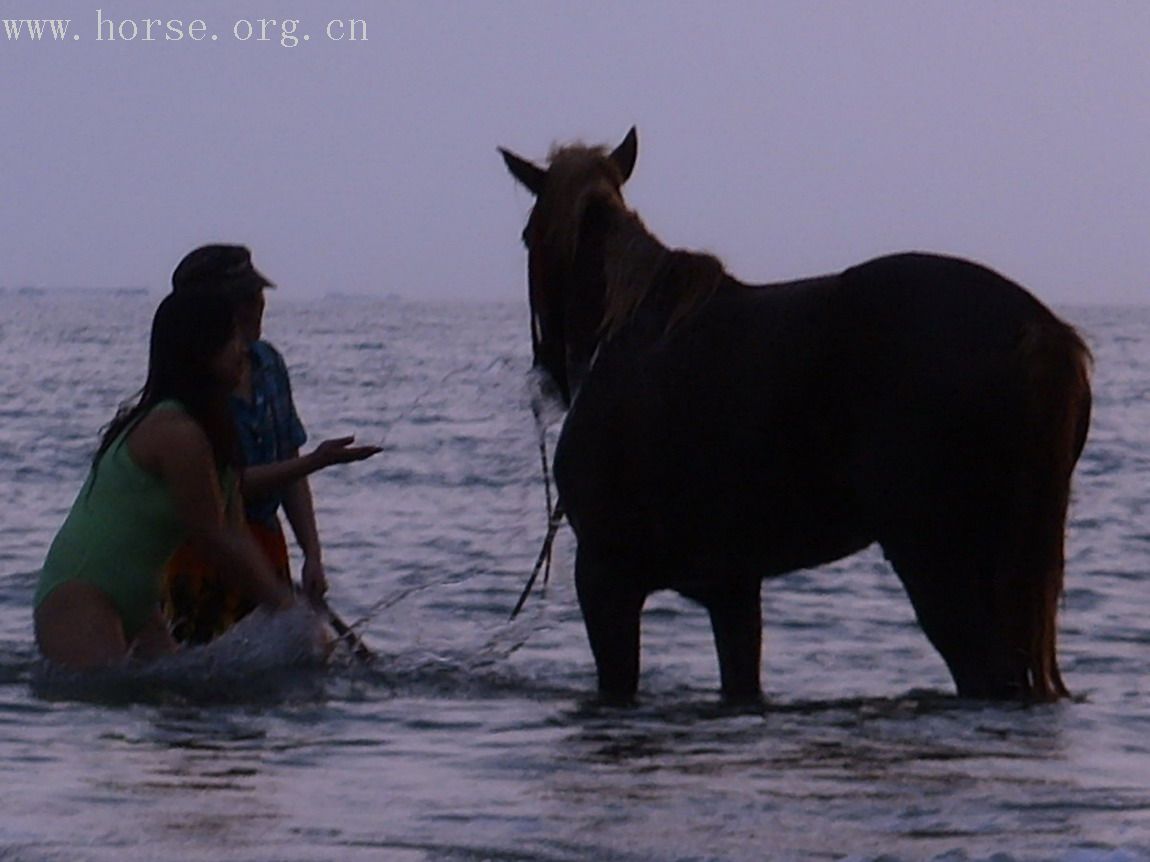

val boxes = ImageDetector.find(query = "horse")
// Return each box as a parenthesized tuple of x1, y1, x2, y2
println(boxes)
(500, 128, 1092, 704)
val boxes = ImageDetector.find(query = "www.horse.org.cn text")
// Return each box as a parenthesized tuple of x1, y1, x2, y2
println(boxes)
(1, 12, 368, 48)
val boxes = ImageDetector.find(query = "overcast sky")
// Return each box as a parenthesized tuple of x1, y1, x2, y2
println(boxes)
(3, 1, 1148, 304)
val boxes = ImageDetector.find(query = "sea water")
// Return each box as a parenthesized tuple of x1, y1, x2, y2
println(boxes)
(0, 289, 1147, 861)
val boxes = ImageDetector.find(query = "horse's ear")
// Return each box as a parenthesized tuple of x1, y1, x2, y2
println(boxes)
(610, 127, 638, 183)
(500, 148, 547, 196)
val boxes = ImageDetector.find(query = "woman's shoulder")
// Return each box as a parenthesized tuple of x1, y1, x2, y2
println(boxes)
(137, 404, 204, 441)
(127, 404, 212, 473)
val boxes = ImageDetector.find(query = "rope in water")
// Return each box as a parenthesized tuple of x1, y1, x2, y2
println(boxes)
(310, 359, 509, 658)
(346, 402, 566, 629)
(314, 597, 376, 663)
(303, 361, 571, 655)
(374, 356, 513, 449)
(322, 361, 564, 640)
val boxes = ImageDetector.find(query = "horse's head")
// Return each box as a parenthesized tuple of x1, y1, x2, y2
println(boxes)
(501, 128, 638, 406)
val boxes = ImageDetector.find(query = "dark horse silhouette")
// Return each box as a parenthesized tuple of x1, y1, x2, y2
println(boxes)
(501, 128, 1091, 703)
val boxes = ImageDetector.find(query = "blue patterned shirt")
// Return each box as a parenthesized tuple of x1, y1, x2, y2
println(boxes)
(231, 340, 307, 526)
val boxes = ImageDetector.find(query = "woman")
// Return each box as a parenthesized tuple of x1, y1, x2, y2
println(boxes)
(33, 291, 293, 668)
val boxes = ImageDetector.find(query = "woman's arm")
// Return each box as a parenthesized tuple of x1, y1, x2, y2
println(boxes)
(131, 411, 292, 610)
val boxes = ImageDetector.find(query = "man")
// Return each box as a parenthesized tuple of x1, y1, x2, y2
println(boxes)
(163, 244, 380, 643)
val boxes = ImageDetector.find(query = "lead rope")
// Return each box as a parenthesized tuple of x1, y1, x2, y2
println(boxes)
(320, 362, 560, 638)
(509, 403, 566, 620)
(306, 359, 508, 654)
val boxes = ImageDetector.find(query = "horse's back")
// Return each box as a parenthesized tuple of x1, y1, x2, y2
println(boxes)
(841, 252, 1062, 350)
(835, 253, 1083, 434)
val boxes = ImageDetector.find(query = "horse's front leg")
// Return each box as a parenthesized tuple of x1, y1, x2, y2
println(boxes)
(705, 578, 764, 704)
(575, 547, 646, 704)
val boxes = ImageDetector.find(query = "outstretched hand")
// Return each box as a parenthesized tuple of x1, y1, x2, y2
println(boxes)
(312, 436, 383, 469)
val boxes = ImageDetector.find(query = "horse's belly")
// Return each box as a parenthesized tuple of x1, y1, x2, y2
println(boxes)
(554, 412, 870, 581)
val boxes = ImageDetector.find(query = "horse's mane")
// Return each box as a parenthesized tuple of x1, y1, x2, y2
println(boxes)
(601, 211, 725, 338)
(540, 144, 728, 339)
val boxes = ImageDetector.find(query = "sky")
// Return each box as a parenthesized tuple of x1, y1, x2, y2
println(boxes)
(2, 1, 1149, 304)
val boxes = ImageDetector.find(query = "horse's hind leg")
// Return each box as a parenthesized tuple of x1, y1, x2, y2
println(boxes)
(698, 579, 763, 703)
(575, 548, 646, 703)
(882, 539, 1023, 699)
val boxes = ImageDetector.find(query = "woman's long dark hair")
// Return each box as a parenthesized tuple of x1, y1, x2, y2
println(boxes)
(95, 291, 240, 472)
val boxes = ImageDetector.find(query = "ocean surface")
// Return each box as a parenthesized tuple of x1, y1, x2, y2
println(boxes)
(0, 289, 1148, 862)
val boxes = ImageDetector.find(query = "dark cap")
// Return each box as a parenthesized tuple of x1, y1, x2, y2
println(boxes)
(171, 244, 275, 298)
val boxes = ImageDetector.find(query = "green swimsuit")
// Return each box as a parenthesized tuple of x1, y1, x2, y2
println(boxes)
(35, 401, 189, 640)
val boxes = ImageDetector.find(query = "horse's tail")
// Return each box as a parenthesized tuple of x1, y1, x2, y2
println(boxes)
(1002, 314, 1092, 701)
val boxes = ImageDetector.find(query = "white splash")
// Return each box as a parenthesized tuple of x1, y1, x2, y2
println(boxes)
(32, 603, 335, 703)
